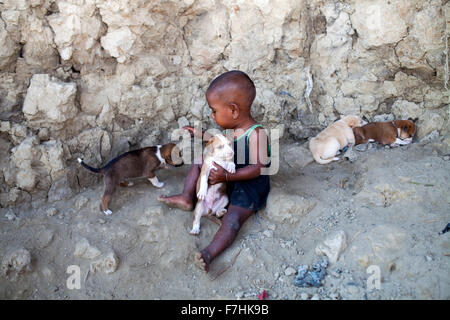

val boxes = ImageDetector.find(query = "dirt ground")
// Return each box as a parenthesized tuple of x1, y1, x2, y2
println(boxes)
(0, 138, 449, 300)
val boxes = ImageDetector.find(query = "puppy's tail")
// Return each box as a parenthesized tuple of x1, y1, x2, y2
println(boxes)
(312, 153, 334, 165)
(309, 139, 336, 165)
(77, 158, 103, 173)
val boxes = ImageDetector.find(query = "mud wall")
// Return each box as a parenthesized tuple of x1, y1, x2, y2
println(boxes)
(0, 0, 448, 206)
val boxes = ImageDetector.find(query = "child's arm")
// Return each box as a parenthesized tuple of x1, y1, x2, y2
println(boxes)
(183, 126, 213, 142)
(209, 128, 270, 184)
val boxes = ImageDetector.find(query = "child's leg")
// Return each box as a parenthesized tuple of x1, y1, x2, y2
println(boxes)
(158, 158, 202, 211)
(194, 204, 253, 272)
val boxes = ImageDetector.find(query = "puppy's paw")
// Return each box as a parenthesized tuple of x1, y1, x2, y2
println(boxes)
(190, 226, 200, 235)
(154, 181, 164, 188)
(197, 186, 207, 200)
(216, 208, 227, 218)
(403, 138, 412, 144)
(104, 209, 112, 215)
(149, 177, 164, 188)
(228, 163, 236, 174)
(390, 143, 399, 148)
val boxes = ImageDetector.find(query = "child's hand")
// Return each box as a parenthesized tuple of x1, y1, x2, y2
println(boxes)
(208, 162, 227, 185)
(182, 126, 202, 138)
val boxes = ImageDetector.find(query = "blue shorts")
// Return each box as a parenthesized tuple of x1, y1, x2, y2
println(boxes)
(226, 175, 270, 211)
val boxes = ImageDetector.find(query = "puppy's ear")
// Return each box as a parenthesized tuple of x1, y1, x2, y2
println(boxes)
(170, 144, 183, 166)
(160, 143, 173, 160)
(407, 117, 418, 123)
(206, 137, 214, 147)
(204, 137, 215, 155)
(353, 127, 364, 140)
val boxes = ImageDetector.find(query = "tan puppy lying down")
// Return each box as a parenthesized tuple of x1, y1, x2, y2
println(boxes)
(309, 115, 366, 164)
(190, 134, 235, 235)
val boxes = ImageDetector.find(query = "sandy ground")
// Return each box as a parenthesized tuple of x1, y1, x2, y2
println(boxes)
(0, 138, 449, 300)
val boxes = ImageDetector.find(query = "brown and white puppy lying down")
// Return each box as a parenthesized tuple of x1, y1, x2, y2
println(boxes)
(78, 142, 182, 215)
(190, 134, 235, 235)
(309, 115, 367, 164)
(352, 120, 416, 147)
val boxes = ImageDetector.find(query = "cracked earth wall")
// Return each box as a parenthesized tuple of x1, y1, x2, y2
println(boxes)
(0, 0, 448, 206)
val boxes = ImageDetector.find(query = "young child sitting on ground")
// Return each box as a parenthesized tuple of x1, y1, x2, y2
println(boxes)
(158, 70, 271, 272)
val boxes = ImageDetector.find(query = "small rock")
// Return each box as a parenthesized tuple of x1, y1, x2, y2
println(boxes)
(310, 294, 320, 300)
(74, 238, 102, 260)
(355, 142, 371, 152)
(346, 284, 360, 295)
(36, 229, 55, 249)
(5, 210, 17, 221)
(425, 255, 433, 262)
(284, 267, 296, 276)
(75, 196, 89, 210)
(329, 293, 340, 300)
(373, 114, 394, 122)
(235, 291, 244, 299)
(343, 147, 357, 162)
(263, 230, 273, 238)
(329, 269, 342, 278)
(315, 230, 348, 264)
(38, 128, 50, 141)
(283, 144, 314, 169)
(265, 189, 316, 225)
(46, 207, 58, 217)
(90, 251, 119, 274)
(1, 248, 32, 281)
(300, 292, 310, 300)
(388, 262, 396, 272)
(41, 267, 53, 278)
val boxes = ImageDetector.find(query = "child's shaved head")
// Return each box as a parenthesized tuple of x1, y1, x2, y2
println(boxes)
(206, 70, 256, 110)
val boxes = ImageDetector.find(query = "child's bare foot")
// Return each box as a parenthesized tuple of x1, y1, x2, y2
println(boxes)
(194, 250, 211, 272)
(158, 194, 193, 211)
